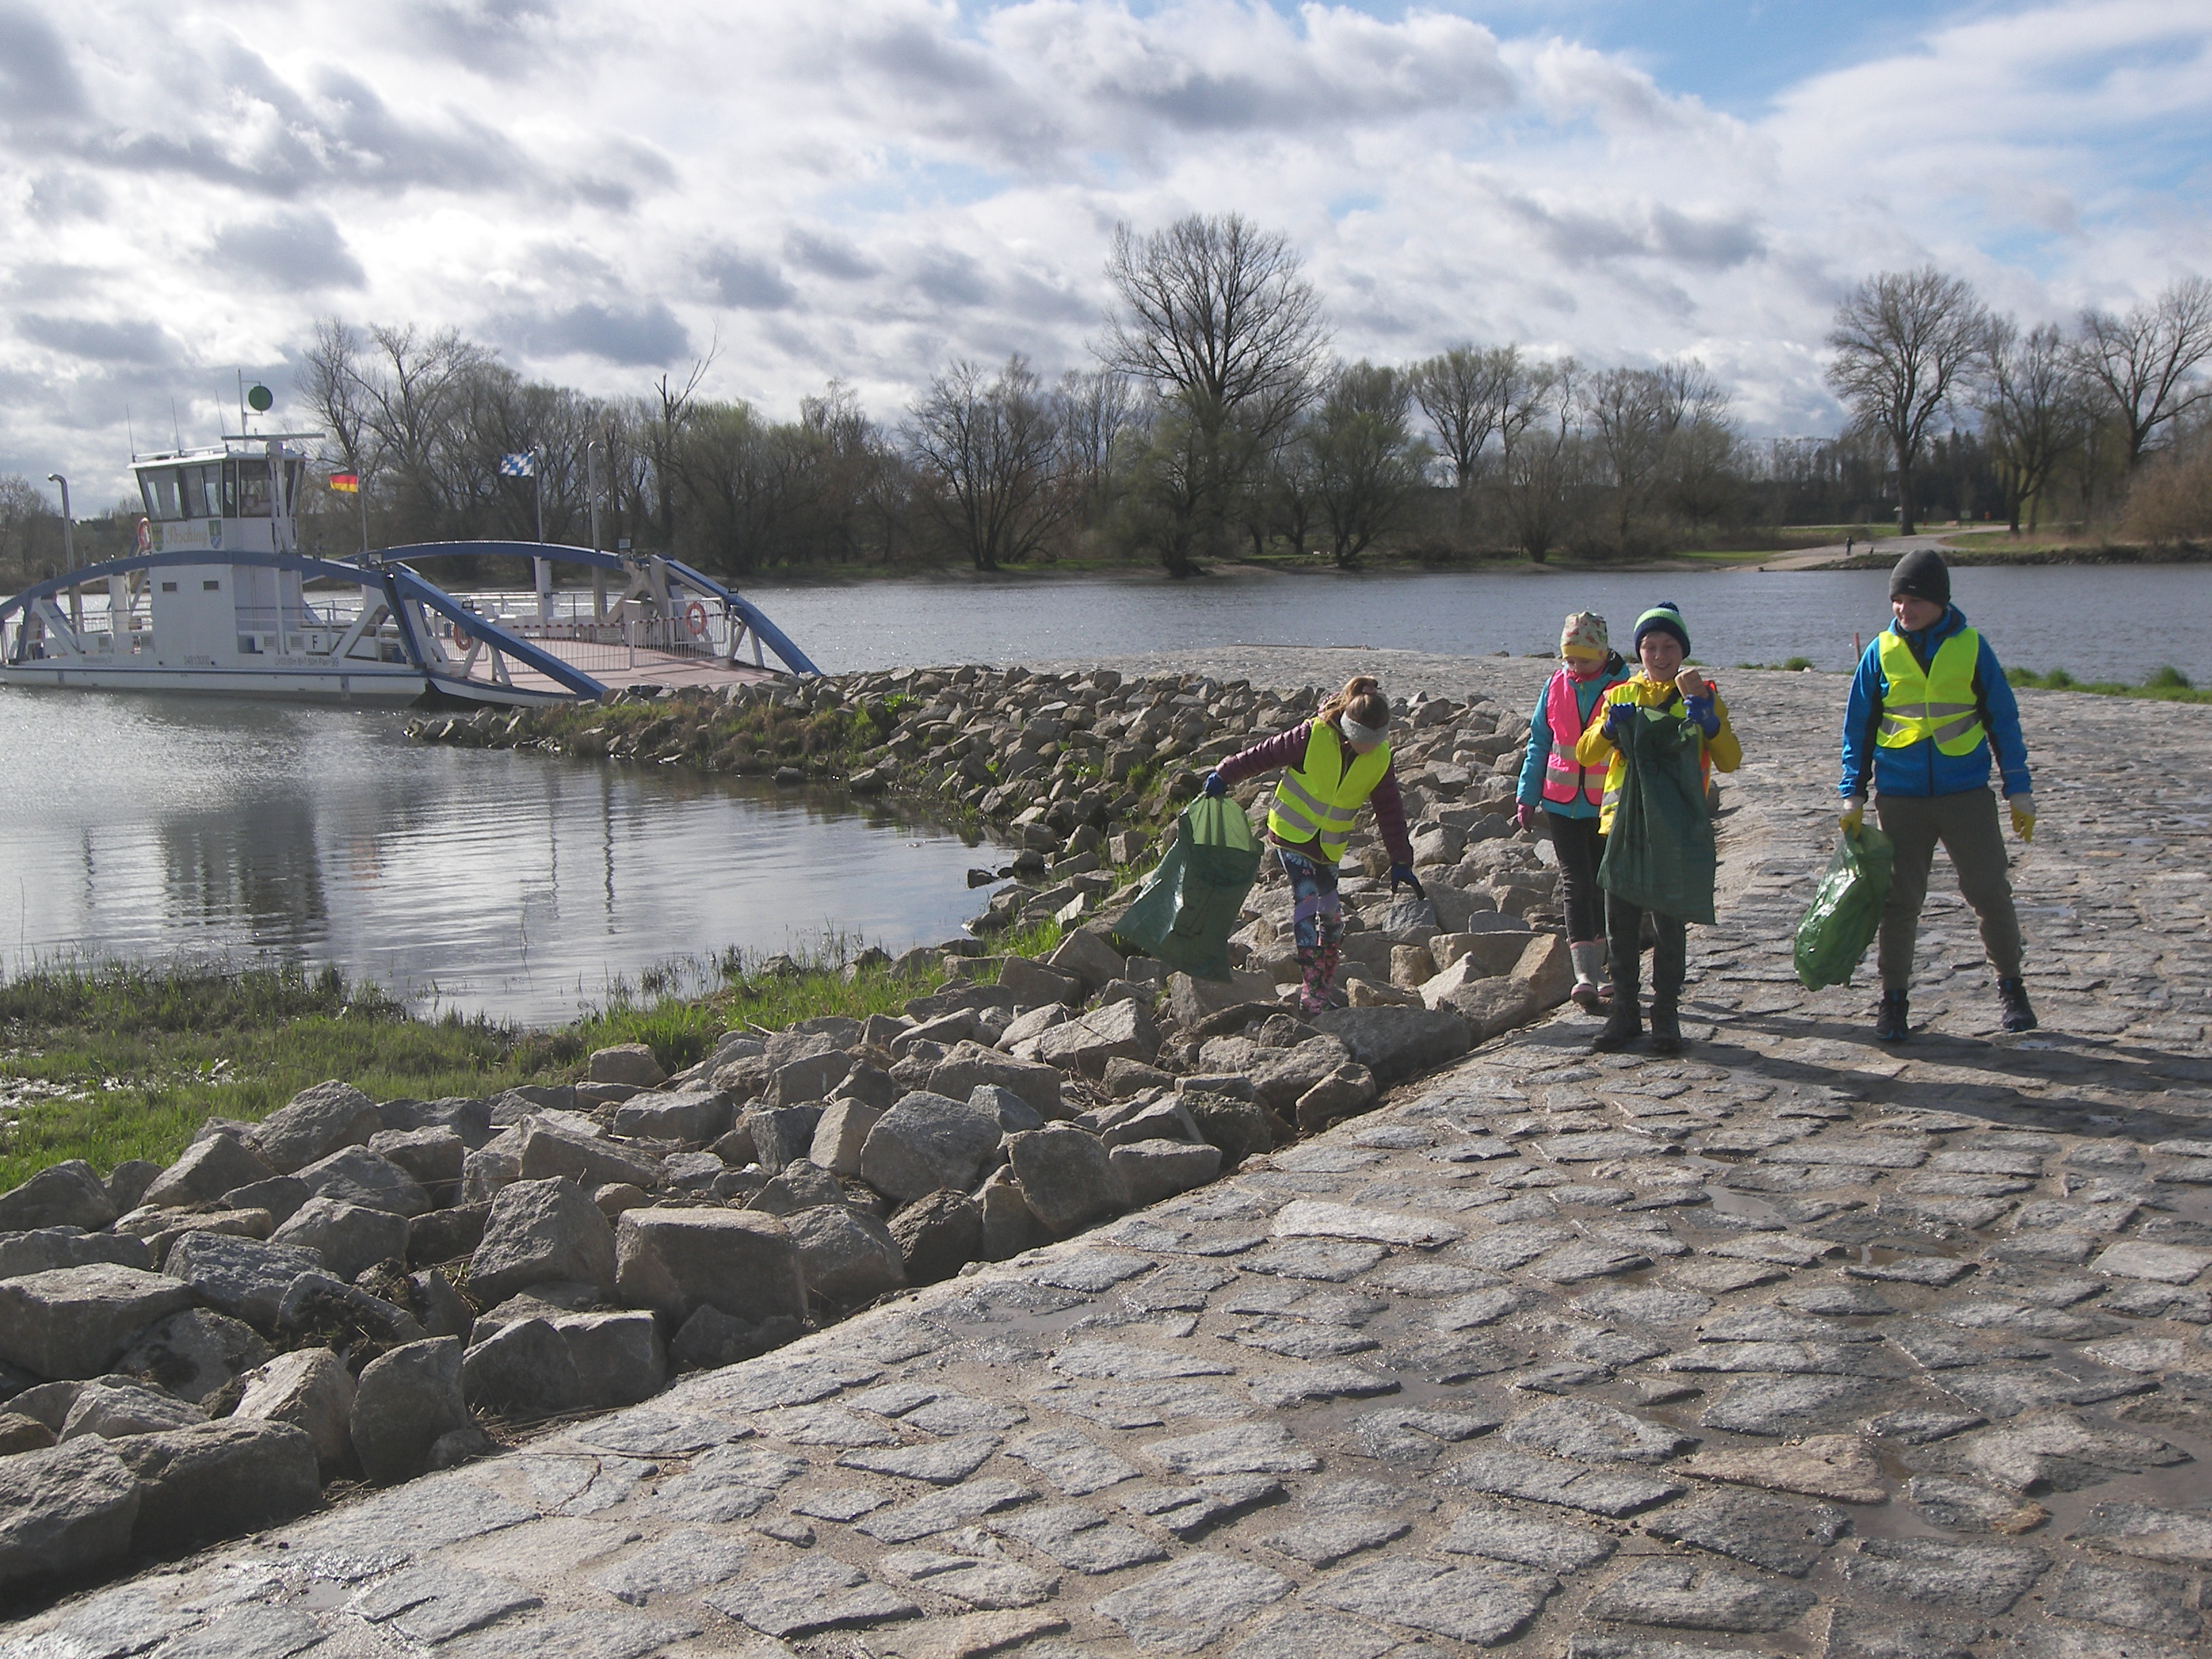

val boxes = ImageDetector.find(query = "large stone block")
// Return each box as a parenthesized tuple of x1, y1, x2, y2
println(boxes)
(367, 1126, 468, 1195)
(1313, 1006, 1471, 1086)
(1250, 1036, 1355, 1114)
(60, 1378, 207, 1440)
(888, 1189, 983, 1286)
(0, 1161, 118, 1233)
(614, 1209, 806, 1324)
(462, 1317, 582, 1418)
(612, 1089, 733, 1145)
(115, 1309, 272, 1404)
(768, 1050, 851, 1109)
(234, 1347, 356, 1472)
(249, 1080, 382, 1174)
(351, 1337, 471, 1484)
(747, 1105, 825, 1174)
(587, 1043, 666, 1088)
(999, 956, 1083, 1008)
(1509, 932, 1574, 1006)
(809, 1100, 885, 1178)
(1109, 1140, 1223, 1206)
(785, 1204, 906, 1306)
(163, 1232, 326, 1328)
(0, 1227, 150, 1280)
(408, 1202, 492, 1268)
(927, 1042, 1065, 1120)
(1032, 998, 1161, 1078)
(0, 1264, 196, 1381)
(377, 1094, 495, 1149)
(1295, 1064, 1380, 1135)
(270, 1196, 411, 1280)
(142, 1134, 277, 1210)
(1006, 1125, 1127, 1237)
(859, 1091, 1004, 1204)
(551, 1309, 666, 1409)
(0, 1437, 140, 1589)
(113, 1420, 321, 1554)
(1046, 928, 1128, 994)
(516, 1115, 663, 1191)
(468, 1178, 618, 1304)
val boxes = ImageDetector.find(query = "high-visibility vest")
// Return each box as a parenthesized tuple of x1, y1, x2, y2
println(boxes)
(1265, 720, 1391, 861)
(1540, 670, 1610, 808)
(1877, 628, 1987, 755)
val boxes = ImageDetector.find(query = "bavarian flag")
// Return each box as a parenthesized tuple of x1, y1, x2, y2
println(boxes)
(328, 472, 359, 493)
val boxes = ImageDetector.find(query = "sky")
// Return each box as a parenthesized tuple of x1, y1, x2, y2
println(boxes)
(3, 0, 2209, 505)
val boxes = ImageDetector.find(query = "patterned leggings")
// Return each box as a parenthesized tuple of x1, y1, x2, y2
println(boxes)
(1279, 848, 1343, 1012)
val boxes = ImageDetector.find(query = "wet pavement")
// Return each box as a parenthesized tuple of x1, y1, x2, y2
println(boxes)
(7, 657, 2209, 1659)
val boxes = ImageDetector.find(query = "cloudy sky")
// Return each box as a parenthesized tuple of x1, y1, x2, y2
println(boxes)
(5, 0, 2209, 504)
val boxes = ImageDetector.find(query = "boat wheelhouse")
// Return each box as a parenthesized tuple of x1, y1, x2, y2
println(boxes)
(0, 434, 817, 705)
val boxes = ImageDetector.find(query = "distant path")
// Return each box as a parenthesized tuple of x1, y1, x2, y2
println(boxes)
(1744, 530, 1956, 572)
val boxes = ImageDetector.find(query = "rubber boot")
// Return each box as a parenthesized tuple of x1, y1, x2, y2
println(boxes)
(1569, 940, 1607, 1013)
(1650, 918, 1687, 1054)
(1296, 948, 1323, 1017)
(1997, 977, 2038, 1033)
(1312, 942, 1343, 1011)
(1593, 941, 1641, 1052)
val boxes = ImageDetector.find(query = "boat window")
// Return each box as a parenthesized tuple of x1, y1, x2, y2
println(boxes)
(281, 459, 305, 513)
(182, 464, 224, 520)
(228, 458, 273, 518)
(139, 468, 186, 522)
(160, 581, 178, 592)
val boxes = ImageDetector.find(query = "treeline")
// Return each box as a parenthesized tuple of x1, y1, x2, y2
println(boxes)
(4, 222, 2207, 592)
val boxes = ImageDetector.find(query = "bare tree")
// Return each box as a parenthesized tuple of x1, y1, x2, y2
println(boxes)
(1497, 358, 1580, 562)
(1824, 267, 1990, 535)
(1306, 362, 1431, 568)
(2074, 276, 2212, 468)
(1100, 213, 1329, 575)
(1054, 368, 1141, 526)
(907, 356, 1064, 573)
(643, 342, 718, 552)
(1979, 319, 2090, 532)
(296, 318, 375, 478)
(1410, 346, 1517, 541)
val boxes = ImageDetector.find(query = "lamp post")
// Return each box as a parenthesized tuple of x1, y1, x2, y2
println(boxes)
(587, 438, 607, 621)
(44, 474, 71, 569)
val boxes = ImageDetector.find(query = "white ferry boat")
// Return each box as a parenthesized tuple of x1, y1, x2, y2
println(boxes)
(0, 434, 817, 705)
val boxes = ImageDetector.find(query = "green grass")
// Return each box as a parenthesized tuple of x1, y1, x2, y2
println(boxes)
(2008, 664, 2211, 703)
(0, 920, 1067, 1191)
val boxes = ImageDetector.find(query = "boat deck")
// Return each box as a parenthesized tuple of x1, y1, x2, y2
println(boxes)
(459, 640, 787, 699)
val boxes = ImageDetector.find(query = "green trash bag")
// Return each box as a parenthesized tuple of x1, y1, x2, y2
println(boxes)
(1111, 795, 1264, 981)
(1794, 824, 1896, 989)
(1597, 703, 1717, 926)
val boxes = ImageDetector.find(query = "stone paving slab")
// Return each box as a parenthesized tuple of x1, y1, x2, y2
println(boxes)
(6, 655, 2210, 1657)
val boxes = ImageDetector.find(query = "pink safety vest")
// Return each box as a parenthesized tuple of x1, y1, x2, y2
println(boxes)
(1541, 669, 1608, 808)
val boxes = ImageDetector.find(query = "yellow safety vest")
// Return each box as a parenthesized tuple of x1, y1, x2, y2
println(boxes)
(1266, 721, 1391, 861)
(1877, 628, 1986, 755)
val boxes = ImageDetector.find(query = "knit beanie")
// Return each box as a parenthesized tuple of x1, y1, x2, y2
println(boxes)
(1632, 602, 1690, 655)
(1559, 612, 1610, 658)
(1889, 547, 1951, 606)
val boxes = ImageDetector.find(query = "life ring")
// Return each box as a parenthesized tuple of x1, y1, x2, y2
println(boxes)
(684, 601, 708, 637)
(452, 620, 472, 649)
(135, 518, 151, 554)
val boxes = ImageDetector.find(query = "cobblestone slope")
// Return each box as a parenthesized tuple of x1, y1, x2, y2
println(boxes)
(7, 659, 2207, 1659)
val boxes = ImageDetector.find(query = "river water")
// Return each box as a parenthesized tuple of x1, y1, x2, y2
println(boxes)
(3, 562, 2200, 1027)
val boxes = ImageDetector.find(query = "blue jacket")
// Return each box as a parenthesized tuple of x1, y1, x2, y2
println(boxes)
(1840, 604, 2032, 801)
(1517, 666, 1626, 819)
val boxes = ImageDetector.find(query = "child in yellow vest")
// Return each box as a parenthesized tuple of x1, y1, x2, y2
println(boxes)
(1206, 675, 1420, 1015)
(1574, 602, 1740, 1054)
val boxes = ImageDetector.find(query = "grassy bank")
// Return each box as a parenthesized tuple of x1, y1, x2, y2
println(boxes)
(0, 923, 1063, 1191)
(2009, 665, 2211, 704)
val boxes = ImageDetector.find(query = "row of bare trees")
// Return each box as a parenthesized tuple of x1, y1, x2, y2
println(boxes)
(1826, 268, 2212, 534)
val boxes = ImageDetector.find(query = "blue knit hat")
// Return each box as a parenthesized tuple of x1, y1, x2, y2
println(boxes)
(1633, 602, 1690, 653)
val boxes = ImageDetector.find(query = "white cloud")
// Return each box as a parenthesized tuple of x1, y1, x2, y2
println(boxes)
(2, 0, 2207, 497)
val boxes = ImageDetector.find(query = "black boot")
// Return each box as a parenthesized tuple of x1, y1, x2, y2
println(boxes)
(1649, 917, 1687, 1054)
(1593, 941, 1641, 1051)
(1875, 988, 1910, 1042)
(1997, 977, 2038, 1033)
(1649, 1000, 1683, 1055)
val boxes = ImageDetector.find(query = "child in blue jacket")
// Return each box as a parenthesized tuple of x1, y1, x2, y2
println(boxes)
(1840, 548, 2037, 1040)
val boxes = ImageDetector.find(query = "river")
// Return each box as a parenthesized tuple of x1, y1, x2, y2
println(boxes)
(3, 561, 2198, 1026)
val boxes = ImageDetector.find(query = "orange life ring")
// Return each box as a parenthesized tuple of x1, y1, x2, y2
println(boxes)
(452, 619, 472, 649)
(135, 518, 151, 554)
(685, 601, 708, 636)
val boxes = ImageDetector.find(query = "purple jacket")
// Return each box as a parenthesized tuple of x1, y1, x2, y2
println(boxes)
(1216, 721, 1416, 865)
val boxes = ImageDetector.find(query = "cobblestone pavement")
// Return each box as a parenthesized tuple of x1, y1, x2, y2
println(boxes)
(10, 659, 2211, 1659)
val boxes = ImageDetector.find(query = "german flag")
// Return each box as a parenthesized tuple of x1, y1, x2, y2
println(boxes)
(329, 473, 359, 493)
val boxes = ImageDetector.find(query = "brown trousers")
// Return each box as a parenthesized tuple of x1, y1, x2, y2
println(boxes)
(1875, 787, 2025, 989)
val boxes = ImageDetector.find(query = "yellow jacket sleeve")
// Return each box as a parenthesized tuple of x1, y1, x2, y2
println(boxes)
(1704, 690, 1742, 774)
(1574, 682, 1633, 769)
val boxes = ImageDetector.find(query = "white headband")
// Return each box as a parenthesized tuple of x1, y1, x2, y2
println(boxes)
(1340, 714, 1385, 747)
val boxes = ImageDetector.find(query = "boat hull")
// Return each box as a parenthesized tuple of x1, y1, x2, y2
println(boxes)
(0, 662, 429, 701)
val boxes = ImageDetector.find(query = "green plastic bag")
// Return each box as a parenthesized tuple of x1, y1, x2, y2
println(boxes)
(1597, 704, 1717, 926)
(1793, 824, 1896, 989)
(1112, 796, 1263, 981)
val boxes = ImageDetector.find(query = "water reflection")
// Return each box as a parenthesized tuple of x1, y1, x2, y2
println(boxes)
(0, 691, 994, 1027)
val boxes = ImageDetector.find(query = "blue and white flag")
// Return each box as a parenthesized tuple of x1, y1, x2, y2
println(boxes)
(498, 452, 536, 478)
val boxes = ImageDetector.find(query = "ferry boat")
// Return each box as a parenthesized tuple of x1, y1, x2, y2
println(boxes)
(0, 434, 817, 705)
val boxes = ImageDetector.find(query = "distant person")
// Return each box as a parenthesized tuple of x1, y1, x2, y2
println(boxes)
(1846, 535, 1855, 558)
(1839, 548, 2036, 1040)
(1576, 602, 1741, 1054)
(1205, 674, 1420, 1016)
(1515, 612, 1633, 1012)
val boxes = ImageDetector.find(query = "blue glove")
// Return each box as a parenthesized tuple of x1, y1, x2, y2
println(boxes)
(1389, 863, 1425, 899)
(1603, 701, 1637, 745)
(1683, 695, 1721, 739)
(1202, 771, 1227, 798)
